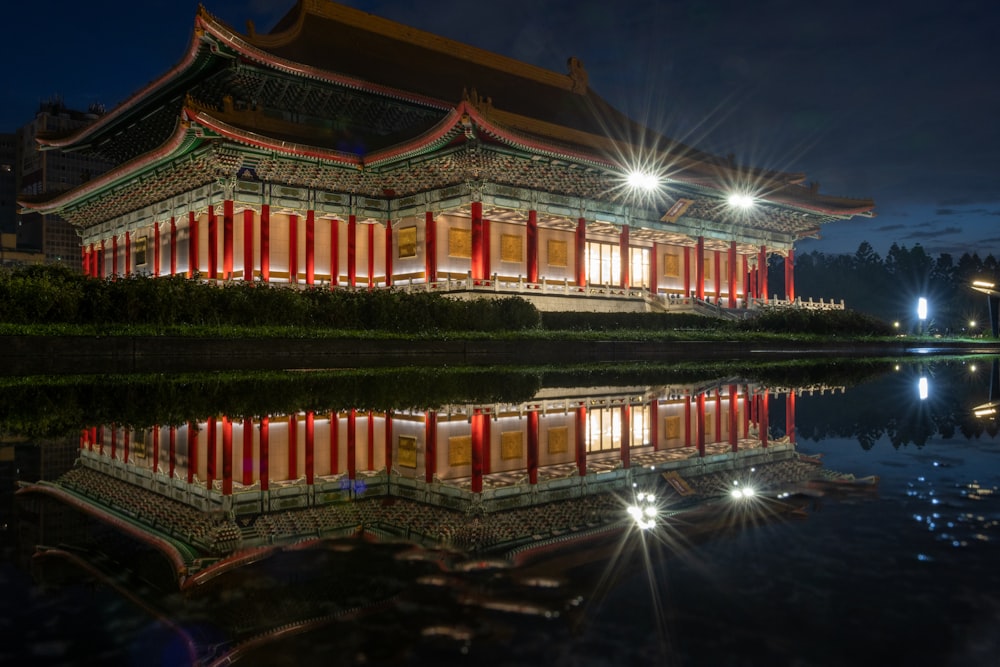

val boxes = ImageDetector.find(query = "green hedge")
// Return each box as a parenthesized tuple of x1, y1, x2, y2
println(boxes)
(0, 265, 541, 332)
(734, 308, 895, 336)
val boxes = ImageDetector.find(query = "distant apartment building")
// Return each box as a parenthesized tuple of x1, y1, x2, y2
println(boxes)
(15, 99, 111, 269)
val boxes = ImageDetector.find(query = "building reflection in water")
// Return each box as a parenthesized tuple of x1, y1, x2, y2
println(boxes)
(16, 378, 868, 665)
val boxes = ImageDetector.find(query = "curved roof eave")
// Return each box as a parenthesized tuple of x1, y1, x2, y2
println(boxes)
(20, 118, 200, 215)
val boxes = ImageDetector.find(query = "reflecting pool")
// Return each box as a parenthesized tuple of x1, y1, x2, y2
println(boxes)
(2, 359, 999, 665)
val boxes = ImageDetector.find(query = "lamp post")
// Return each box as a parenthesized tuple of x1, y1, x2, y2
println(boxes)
(970, 280, 1000, 338)
(917, 297, 927, 336)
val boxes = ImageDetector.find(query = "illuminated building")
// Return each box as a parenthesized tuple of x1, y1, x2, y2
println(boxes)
(19, 1, 873, 312)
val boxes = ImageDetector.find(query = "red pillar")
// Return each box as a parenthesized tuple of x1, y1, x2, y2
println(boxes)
(153, 223, 161, 277)
(619, 225, 630, 289)
(785, 248, 795, 301)
(188, 211, 199, 277)
(786, 391, 796, 443)
(728, 242, 738, 308)
(471, 411, 484, 493)
(305, 411, 315, 485)
(347, 214, 357, 287)
(124, 232, 131, 275)
(112, 235, 119, 276)
(425, 211, 437, 283)
(260, 204, 270, 282)
(471, 201, 483, 280)
(260, 417, 270, 492)
(367, 223, 375, 289)
(207, 205, 218, 279)
(424, 412, 437, 483)
(223, 200, 234, 279)
(758, 245, 768, 300)
(482, 219, 491, 279)
(575, 405, 587, 476)
(713, 249, 721, 303)
(347, 408, 357, 479)
(81, 245, 87, 275)
(527, 410, 539, 485)
(527, 210, 538, 283)
(243, 209, 254, 281)
(242, 418, 253, 485)
(288, 214, 298, 283)
(649, 243, 658, 294)
(170, 217, 177, 276)
(98, 240, 105, 278)
(330, 217, 340, 288)
(384, 219, 393, 287)
(695, 236, 705, 299)
(696, 394, 706, 457)
(729, 384, 739, 452)
(288, 414, 298, 480)
(222, 416, 233, 496)
(575, 217, 586, 287)
(305, 210, 315, 285)
(683, 246, 691, 297)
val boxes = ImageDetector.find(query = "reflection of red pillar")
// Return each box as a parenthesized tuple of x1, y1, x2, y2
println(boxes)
(785, 248, 795, 301)
(260, 417, 270, 492)
(729, 384, 739, 452)
(187, 422, 197, 484)
(384, 411, 393, 474)
(650, 400, 659, 450)
(207, 418, 217, 490)
(728, 242, 738, 308)
(384, 220, 392, 287)
(347, 408, 357, 479)
(575, 217, 586, 287)
(620, 405, 631, 468)
(425, 412, 437, 483)
(684, 397, 692, 447)
(288, 214, 299, 283)
(575, 406, 587, 476)
(695, 237, 705, 299)
(527, 210, 538, 283)
(152, 426, 160, 472)
(744, 387, 751, 437)
(305, 210, 315, 285)
(619, 225, 630, 288)
(169, 426, 176, 478)
(260, 205, 270, 282)
(288, 414, 298, 480)
(111, 425, 117, 460)
(330, 218, 340, 288)
(715, 391, 722, 444)
(696, 394, 706, 457)
(347, 214, 357, 287)
(786, 391, 796, 443)
(222, 416, 233, 496)
(760, 390, 770, 447)
(425, 212, 437, 283)
(305, 411, 315, 485)
(329, 412, 339, 474)
(223, 199, 234, 279)
(367, 411, 375, 470)
(527, 411, 539, 485)
(471, 412, 484, 493)
(471, 201, 483, 280)
(242, 418, 253, 485)
(243, 210, 254, 281)
(123, 428, 130, 463)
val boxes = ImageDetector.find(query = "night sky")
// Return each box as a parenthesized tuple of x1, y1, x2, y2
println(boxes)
(4, 0, 997, 258)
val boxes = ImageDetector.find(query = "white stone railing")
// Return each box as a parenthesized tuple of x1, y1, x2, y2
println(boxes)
(395, 273, 651, 300)
(751, 296, 845, 311)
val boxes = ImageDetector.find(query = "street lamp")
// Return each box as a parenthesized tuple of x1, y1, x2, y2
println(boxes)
(970, 280, 1000, 338)
(917, 297, 928, 335)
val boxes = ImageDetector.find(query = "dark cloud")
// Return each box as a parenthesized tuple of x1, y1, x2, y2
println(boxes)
(905, 226, 963, 240)
(875, 224, 907, 232)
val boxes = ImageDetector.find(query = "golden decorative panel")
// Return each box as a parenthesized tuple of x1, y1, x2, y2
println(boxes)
(547, 426, 569, 454)
(663, 253, 680, 278)
(398, 226, 417, 259)
(448, 435, 471, 466)
(501, 431, 523, 460)
(664, 416, 681, 440)
(704, 413, 714, 436)
(547, 240, 568, 268)
(704, 261, 713, 280)
(448, 228, 471, 258)
(397, 435, 417, 468)
(135, 236, 148, 267)
(500, 234, 523, 263)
